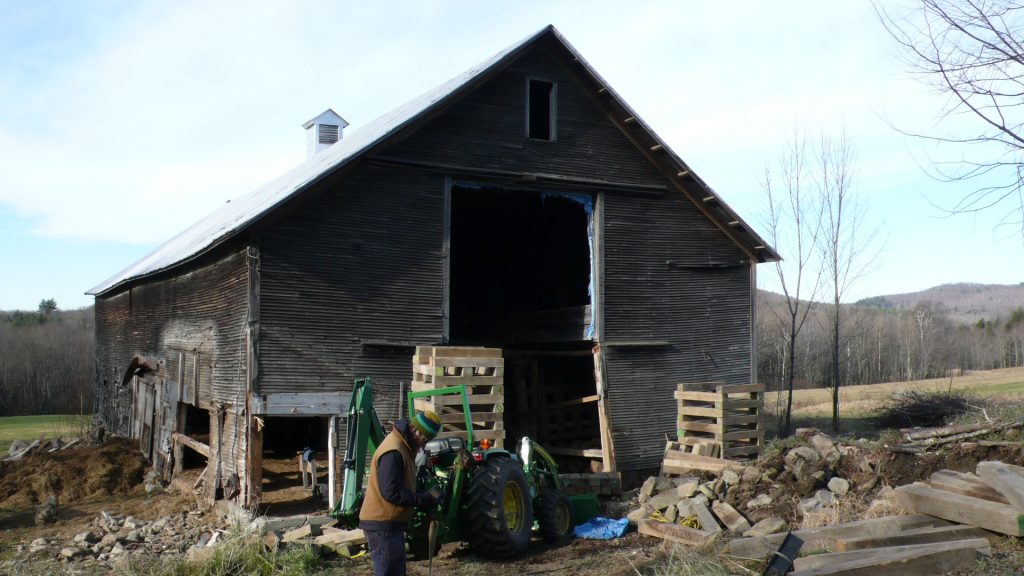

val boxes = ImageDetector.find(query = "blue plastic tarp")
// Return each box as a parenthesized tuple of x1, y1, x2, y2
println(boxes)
(573, 517, 629, 540)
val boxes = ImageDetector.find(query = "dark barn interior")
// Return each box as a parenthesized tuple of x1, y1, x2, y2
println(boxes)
(450, 184, 600, 467)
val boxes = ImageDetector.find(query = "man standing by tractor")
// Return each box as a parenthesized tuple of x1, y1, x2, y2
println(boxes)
(359, 410, 444, 576)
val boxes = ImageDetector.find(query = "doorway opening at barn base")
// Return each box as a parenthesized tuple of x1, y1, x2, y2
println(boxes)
(448, 183, 603, 471)
(178, 403, 210, 470)
(256, 416, 331, 516)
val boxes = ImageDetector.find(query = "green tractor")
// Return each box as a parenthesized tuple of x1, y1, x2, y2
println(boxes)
(332, 377, 597, 557)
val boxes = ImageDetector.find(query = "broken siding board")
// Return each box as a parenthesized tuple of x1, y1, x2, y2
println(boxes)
(895, 482, 1024, 536)
(727, 515, 947, 559)
(789, 538, 989, 576)
(637, 519, 713, 546)
(834, 525, 995, 551)
(976, 461, 1024, 513)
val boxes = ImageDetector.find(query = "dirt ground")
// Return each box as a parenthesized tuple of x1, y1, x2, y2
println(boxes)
(4, 412, 1024, 575)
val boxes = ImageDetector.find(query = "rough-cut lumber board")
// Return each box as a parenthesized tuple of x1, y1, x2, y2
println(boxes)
(895, 481, 1024, 536)
(637, 519, 712, 546)
(727, 514, 945, 559)
(834, 524, 994, 551)
(173, 433, 211, 458)
(977, 461, 1024, 513)
(282, 523, 322, 542)
(790, 538, 989, 576)
(663, 452, 735, 474)
(314, 528, 367, 547)
(926, 469, 1009, 504)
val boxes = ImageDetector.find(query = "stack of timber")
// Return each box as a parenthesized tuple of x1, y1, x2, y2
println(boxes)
(886, 420, 1023, 454)
(724, 460, 1024, 575)
(895, 461, 1024, 537)
(675, 382, 764, 460)
(728, 514, 991, 576)
(412, 346, 505, 448)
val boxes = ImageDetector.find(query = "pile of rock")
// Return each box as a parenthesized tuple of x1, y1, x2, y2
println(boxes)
(16, 506, 222, 566)
(630, 429, 882, 543)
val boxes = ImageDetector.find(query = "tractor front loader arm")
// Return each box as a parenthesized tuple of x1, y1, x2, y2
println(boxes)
(332, 377, 386, 526)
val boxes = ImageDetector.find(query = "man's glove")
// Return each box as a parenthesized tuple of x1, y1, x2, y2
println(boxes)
(427, 486, 445, 507)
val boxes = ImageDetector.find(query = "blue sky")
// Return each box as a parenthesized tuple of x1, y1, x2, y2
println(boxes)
(1, 1, 1022, 311)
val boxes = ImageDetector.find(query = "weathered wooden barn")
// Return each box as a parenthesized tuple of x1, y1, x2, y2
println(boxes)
(89, 26, 778, 507)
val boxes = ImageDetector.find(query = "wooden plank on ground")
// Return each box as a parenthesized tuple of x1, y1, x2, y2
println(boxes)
(834, 524, 994, 551)
(663, 452, 735, 474)
(977, 461, 1024, 514)
(727, 514, 946, 559)
(637, 519, 713, 546)
(895, 482, 1024, 536)
(790, 538, 989, 575)
(926, 470, 1008, 504)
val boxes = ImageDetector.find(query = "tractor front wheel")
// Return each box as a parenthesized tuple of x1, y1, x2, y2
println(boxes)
(536, 489, 573, 542)
(464, 456, 533, 557)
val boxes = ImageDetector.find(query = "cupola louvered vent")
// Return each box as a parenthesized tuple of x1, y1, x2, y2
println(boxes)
(319, 124, 339, 145)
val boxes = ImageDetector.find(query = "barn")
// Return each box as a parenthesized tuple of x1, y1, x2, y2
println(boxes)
(88, 25, 779, 507)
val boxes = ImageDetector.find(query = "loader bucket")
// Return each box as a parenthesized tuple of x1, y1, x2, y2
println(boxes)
(569, 493, 601, 525)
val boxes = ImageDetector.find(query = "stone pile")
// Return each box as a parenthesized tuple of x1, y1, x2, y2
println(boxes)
(630, 429, 881, 543)
(12, 505, 225, 567)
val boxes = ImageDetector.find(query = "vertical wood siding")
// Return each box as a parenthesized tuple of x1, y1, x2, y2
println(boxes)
(258, 166, 446, 416)
(94, 250, 250, 433)
(602, 190, 753, 469)
(381, 46, 668, 188)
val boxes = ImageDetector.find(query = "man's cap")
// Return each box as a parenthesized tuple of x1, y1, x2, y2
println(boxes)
(411, 410, 442, 440)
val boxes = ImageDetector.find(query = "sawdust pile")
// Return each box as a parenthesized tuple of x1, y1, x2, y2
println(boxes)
(0, 438, 146, 508)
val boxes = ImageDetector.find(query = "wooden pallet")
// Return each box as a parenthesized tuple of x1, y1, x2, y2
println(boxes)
(412, 346, 505, 447)
(675, 382, 764, 460)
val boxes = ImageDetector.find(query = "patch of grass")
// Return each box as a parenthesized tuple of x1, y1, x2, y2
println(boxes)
(0, 415, 90, 454)
(116, 528, 320, 576)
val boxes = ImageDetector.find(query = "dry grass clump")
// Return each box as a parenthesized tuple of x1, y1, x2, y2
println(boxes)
(874, 389, 972, 429)
(634, 542, 752, 576)
(799, 491, 872, 530)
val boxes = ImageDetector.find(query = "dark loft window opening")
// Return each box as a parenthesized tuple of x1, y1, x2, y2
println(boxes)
(449, 184, 592, 344)
(528, 79, 555, 140)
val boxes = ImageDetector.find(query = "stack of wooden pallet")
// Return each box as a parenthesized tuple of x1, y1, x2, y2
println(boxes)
(412, 346, 505, 448)
(726, 460, 1024, 575)
(675, 382, 764, 460)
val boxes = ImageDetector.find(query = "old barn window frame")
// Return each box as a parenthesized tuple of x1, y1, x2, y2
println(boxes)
(526, 78, 557, 141)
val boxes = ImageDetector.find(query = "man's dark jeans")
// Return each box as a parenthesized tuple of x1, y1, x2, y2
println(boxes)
(365, 528, 406, 576)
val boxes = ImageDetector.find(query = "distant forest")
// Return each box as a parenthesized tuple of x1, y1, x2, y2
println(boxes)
(0, 300, 93, 416)
(758, 290, 1024, 393)
(2, 287, 1022, 416)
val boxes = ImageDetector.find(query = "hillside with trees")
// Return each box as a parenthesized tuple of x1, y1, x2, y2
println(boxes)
(759, 285, 1024, 396)
(857, 283, 1024, 325)
(0, 300, 94, 416)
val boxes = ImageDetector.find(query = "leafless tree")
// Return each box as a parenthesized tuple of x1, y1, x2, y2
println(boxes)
(876, 0, 1024, 234)
(761, 130, 825, 436)
(818, 131, 881, 432)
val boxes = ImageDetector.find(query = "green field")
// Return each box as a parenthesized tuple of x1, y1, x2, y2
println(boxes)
(0, 415, 90, 454)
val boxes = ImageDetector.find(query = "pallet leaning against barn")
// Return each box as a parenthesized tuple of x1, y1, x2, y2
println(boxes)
(412, 346, 505, 448)
(675, 382, 764, 459)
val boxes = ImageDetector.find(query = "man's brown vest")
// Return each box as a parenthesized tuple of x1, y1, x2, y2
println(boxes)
(359, 427, 417, 524)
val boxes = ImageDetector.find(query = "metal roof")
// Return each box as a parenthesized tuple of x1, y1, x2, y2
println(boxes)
(88, 25, 777, 297)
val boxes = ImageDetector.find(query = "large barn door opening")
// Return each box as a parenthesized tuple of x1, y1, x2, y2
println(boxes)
(448, 183, 604, 471)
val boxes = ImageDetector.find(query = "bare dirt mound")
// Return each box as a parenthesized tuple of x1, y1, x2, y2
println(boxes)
(0, 438, 146, 508)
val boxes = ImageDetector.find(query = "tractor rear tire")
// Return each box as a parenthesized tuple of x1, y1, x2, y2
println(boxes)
(464, 456, 533, 557)
(536, 489, 573, 542)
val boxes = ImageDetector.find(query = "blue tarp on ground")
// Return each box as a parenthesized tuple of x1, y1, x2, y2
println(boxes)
(573, 517, 629, 540)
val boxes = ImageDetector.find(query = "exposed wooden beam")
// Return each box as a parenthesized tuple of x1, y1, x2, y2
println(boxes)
(623, 116, 636, 124)
(677, 170, 690, 178)
(650, 143, 663, 152)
